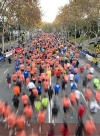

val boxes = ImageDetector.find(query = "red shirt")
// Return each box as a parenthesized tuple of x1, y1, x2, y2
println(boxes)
(78, 105, 86, 117)
(60, 125, 70, 136)
(51, 69, 55, 76)
(80, 66, 84, 72)
(56, 70, 61, 77)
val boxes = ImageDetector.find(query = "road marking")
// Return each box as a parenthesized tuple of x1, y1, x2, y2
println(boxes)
(48, 102, 51, 123)
(81, 92, 87, 103)
(4, 69, 8, 74)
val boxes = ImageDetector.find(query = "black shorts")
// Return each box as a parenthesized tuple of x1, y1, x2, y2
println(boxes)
(38, 91, 41, 95)
(38, 81, 41, 84)
(63, 107, 69, 113)
(23, 104, 27, 107)
(94, 84, 97, 88)
(71, 101, 75, 106)
(57, 76, 60, 79)
(45, 89, 48, 93)
(13, 80, 16, 83)
(32, 80, 36, 84)
(62, 85, 65, 90)
(80, 71, 83, 73)
(55, 91, 58, 95)
(21, 69, 24, 72)
(7, 81, 11, 84)
(52, 113, 57, 117)
(14, 104, 19, 108)
(29, 89, 32, 92)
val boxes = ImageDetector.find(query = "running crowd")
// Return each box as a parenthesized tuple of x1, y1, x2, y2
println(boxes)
(0, 33, 100, 136)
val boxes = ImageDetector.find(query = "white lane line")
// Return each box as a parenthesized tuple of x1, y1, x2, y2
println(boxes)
(81, 92, 87, 104)
(4, 69, 8, 74)
(48, 102, 51, 123)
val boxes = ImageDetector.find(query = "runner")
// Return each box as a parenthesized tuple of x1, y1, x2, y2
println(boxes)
(6, 73, 11, 89)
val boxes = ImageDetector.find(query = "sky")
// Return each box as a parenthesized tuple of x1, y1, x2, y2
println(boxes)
(40, 0, 69, 23)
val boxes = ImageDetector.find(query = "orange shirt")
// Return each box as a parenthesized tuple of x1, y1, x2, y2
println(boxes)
(87, 74, 93, 80)
(28, 59, 31, 64)
(20, 64, 25, 70)
(32, 63, 36, 68)
(26, 66, 31, 72)
(12, 74, 17, 81)
(41, 73, 46, 80)
(16, 130, 26, 136)
(13, 86, 20, 96)
(95, 91, 100, 102)
(32, 67, 37, 74)
(0, 101, 4, 114)
(7, 112, 16, 128)
(62, 97, 71, 107)
(16, 70, 21, 77)
(29, 133, 38, 136)
(45, 76, 50, 82)
(38, 111, 46, 124)
(22, 95, 29, 105)
(32, 89, 38, 97)
(16, 115, 25, 130)
(3, 105, 11, 118)
(85, 89, 92, 100)
(14, 55, 18, 61)
(24, 105, 33, 119)
(19, 74, 24, 82)
(43, 81, 49, 90)
(70, 92, 77, 103)
(85, 120, 96, 135)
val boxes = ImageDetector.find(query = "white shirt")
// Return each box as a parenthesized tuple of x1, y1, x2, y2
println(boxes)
(67, 63, 70, 67)
(90, 100, 100, 113)
(56, 55, 59, 59)
(27, 82, 36, 89)
(70, 74, 74, 81)
(89, 67, 94, 74)
(75, 90, 81, 99)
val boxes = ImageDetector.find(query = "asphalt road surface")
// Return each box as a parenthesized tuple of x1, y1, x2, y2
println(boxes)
(0, 42, 100, 126)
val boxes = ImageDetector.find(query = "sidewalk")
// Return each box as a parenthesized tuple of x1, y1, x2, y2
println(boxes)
(75, 37, 100, 58)
(0, 123, 100, 136)
(0, 40, 18, 51)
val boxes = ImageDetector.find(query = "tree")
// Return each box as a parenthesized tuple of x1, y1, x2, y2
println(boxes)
(0, 0, 42, 30)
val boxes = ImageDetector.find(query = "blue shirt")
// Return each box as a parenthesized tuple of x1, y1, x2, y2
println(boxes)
(71, 82, 77, 91)
(30, 45, 34, 50)
(54, 84, 60, 92)
(75, 73, 80, 82)
(24, 71, 29, 78)
(15, 65, 19, 71)
(37, 86, 42, 93)
(71, 66, 74, 73)
(16, 60, 20, 66)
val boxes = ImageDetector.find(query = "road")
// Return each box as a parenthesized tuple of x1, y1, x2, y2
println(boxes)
(0, 44, 100, 125)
